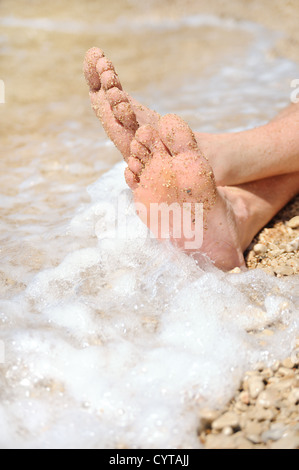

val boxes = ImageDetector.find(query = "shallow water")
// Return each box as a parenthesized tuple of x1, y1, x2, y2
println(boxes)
(0, 0, 299, 449)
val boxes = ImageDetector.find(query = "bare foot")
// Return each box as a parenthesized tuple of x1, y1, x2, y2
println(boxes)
(125, 114, 247, 271)
(84, 47, 160, 161)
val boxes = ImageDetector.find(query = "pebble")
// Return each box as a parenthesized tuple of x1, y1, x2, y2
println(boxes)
(253, 243, 267, 255)
(256, 389, 280, 409)
(212, 411, 240, 431)
(239, 391, 250, 405)
(222, 426, 233, 436)
(199, 408, 221, 426)
(261, 424, 286, 443)
(247, 376, 265, 399)
(248, 406, 275, 422)
(287, 216, 299, 229)
(229, 267, 241, 274)
(274, 265, 294, 276)
(287, 388, 299, 405)
(277, 367, 295, 378)
(282, 357, 295, 369)
(269, 378, 295, 391)
(285, 236, 299, 252)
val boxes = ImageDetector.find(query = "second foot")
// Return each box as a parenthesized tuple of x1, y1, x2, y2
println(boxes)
(125, 114, 247, 271)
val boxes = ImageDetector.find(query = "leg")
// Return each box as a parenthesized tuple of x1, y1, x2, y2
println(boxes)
(125, 115, 299, 270)
(198, 103, 299, 186)
(85, 49, 299, 189)
(224, 172, 299, 251)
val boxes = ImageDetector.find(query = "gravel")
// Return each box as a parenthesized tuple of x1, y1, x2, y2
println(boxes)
(199, 196, 299, 449)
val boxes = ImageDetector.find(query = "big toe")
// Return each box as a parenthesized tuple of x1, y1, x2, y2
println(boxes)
(159, 114, 199, 157)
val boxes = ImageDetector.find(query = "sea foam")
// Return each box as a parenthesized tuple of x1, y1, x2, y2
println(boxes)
(0, 162, 298, 449)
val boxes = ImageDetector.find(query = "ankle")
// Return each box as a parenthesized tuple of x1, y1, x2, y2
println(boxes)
(220, 186, 252, 251)
(195, 132, 232, 186)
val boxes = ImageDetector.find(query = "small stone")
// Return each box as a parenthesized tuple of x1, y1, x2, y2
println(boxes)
(288, 388, 299, 405)
(199, 408, 221, 426)
(222, 426, 233, 436)
(248, 377, 265, 399)
(248, 406, 275, 422)
(256, 389, 280, 409)
(282, 357, 295, 369)
(212, 411, 240, 431)
(268, 378, 295, 392)
(277, 367, 295, 378)
(287, 216, 299, 229)
(274, 266, 294, 276)
(229, 267, 241, 274)
(234, 401, 249, 412)
(268, 242, 278, 251)
(245, 421, 264, 436)
(239, 391, 250, 405)
(261, 424, 286, 443)
(246, 434, 262, 444)
(253, 243, 267, 255)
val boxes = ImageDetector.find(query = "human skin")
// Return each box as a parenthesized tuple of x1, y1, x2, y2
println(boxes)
(84, 48, 299, 270)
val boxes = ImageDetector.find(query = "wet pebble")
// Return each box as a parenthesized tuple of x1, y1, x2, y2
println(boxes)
(212, 411, 240, 431)
(248, 376, 265, 399)
(201, 353, 299, 449)
(287, 216, 299, 229)
(256, 389, 280, 409)
(261, 423, 286, 443)
(274, 265, 294, 276)
(253, 243, 267, 255)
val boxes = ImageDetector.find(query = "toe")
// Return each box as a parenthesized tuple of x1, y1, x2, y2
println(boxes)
(105, 87, 138, 132)
(112, 101, 138, 132)
(128, 156, 143, 175)
(159, 114, 198, 156)
(96, 56, 115, 75)
(83, 47, 104, 91)
(135, 124, 165, 154)
(106, 87, 129, 107)
(130, 139, 150, 164)
(100, 70, 122, 91)
(125, 167, 139, 190)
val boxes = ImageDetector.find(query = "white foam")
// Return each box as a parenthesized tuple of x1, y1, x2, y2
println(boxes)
(0, 161, 298, 449)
